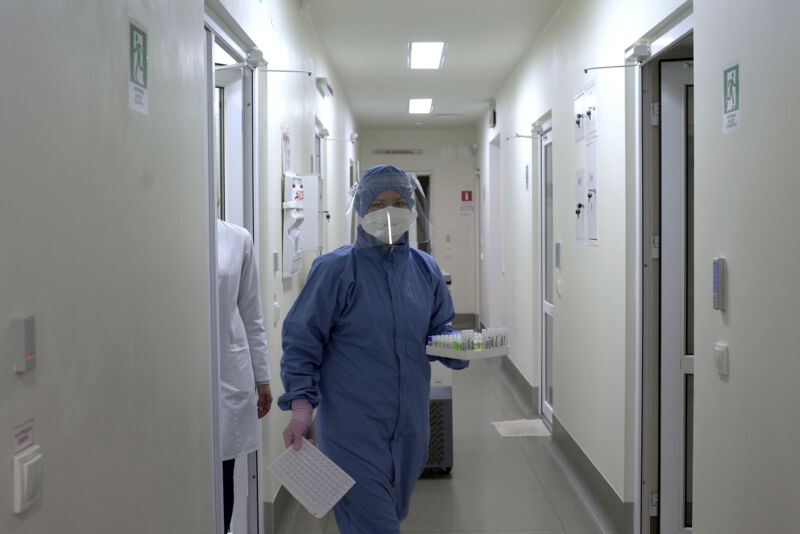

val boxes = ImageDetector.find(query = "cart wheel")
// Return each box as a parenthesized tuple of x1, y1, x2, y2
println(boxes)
(442, 467, 452, 475)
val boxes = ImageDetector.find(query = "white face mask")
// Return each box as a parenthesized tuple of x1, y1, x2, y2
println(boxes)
(360, 206, 417, 244)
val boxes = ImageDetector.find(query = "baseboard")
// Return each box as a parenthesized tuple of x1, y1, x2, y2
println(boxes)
(552, 416, 633, 534)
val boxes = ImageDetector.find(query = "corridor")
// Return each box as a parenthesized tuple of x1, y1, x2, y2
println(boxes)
(2, 1, 799, 533)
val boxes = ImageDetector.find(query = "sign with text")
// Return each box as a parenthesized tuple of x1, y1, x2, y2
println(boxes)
(128, 19, 149, 115)
(460, 190, 473, 216)
(723, 62, 740, 133)
(13, 419, 34, 454)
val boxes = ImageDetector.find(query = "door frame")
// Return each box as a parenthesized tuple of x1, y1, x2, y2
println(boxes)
(626, 6, 694, 534)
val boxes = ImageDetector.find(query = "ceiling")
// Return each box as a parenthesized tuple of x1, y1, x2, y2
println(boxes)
(307, 0, 564, 130)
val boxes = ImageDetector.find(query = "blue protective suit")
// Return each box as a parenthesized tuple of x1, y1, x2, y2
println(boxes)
(279, 168, 467, 533)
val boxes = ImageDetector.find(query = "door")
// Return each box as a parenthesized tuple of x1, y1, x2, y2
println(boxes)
(480, 137, 504, 327)
(660, 59, 694, 534)
(539, 128, 554, 424)
(206, 23, 261, 534)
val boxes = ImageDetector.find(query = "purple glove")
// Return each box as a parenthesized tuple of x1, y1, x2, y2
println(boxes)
(283, 399, 312, 450)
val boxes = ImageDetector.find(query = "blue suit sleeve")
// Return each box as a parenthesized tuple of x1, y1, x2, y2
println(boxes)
(278, 255, 350, 410)
(426, 265, 469, 371)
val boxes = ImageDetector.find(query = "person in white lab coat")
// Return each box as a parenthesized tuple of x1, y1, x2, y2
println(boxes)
(216, 219, 272, 533)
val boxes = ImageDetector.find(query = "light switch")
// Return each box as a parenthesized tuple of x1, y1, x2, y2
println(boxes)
(14, 443, 43, 514)
(714, 342, 729, 376)
(12, 317, 36, 373)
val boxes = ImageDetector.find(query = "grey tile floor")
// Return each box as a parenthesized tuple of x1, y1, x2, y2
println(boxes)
(287, 358, 614, 534)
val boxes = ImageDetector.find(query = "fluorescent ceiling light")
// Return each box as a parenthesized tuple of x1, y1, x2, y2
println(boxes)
(409, 99, 433, 114)
(408, 42, 446, 69)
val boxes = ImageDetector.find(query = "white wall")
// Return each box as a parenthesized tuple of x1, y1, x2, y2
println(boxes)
(0, 2, 211, 532)
(475, 0, 685, 501)
(215, 0, 359, 500)
(693, 2, 800, 532)
(359, 129, 478, 314)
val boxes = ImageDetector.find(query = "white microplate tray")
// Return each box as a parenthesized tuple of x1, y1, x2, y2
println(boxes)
(268, 438, 355, 519)
(426, 345, 509, 360)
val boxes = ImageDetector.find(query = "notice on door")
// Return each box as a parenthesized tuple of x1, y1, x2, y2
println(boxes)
(460, 190, 474, 216)
(723, 62, 740, 134)
(128, 19, 149, 115)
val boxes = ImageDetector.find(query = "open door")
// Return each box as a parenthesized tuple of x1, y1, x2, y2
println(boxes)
(659, 58, 694, 534)
(205, 18, 262, 534)
(538, 125, 554, 425)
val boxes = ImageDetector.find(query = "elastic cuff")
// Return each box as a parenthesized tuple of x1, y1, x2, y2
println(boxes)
(255, 380, 270, 386)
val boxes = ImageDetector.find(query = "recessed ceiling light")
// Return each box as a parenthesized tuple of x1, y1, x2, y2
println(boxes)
(409, 98, 432, 114)
(408, 42, 447, 69)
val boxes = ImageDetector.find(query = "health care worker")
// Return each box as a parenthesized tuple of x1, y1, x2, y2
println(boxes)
(216, 219, 272, 533)
(278, 165, 468, 534)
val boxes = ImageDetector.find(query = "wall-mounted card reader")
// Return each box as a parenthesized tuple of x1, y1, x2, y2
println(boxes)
(713, 258, 726, 311)
(12, 317, 36, 373)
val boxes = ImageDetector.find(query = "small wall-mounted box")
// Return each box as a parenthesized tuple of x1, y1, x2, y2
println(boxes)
(713, 258, 726, 311)
(12, 316, 36, 373)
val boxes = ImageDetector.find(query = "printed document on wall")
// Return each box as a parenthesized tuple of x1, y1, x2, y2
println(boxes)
(585, 132, 599, 243)
(574, 168, 587, 243)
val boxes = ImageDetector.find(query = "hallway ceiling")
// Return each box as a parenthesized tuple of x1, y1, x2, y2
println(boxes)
(307, 0, 563, 130)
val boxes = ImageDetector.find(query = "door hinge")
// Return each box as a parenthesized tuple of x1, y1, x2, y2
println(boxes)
(651, 235, 661, 259)
(649, 493, 659, 517)
(650, 102, 660, 126)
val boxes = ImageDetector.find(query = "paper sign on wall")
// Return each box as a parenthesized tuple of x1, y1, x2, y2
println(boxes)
(13, 419, 34, 454)
(128, 19, 149, 115)
(723, 62, 740, 134)
(282, 131, 292, 173)
(574, 169, 587, 242)
(460, 190, 474, 216)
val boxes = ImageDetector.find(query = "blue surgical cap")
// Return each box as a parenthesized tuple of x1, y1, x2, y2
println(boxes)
(353, 165, 415, 216)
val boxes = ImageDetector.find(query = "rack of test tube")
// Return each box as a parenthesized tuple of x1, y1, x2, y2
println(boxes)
(425, 327, 510, 360)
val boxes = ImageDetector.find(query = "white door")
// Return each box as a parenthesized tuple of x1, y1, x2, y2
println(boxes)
(539, 129, 554, 424)
(660, 59, 694, 534)
(206, 25, 261, 534)
(481, 138, 504, 327)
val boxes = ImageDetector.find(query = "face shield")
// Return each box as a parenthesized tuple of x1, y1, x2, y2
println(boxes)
(346, 165, 430, 248)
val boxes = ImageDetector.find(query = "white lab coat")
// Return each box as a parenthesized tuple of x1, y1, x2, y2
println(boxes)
(216, 220, 270, 460)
